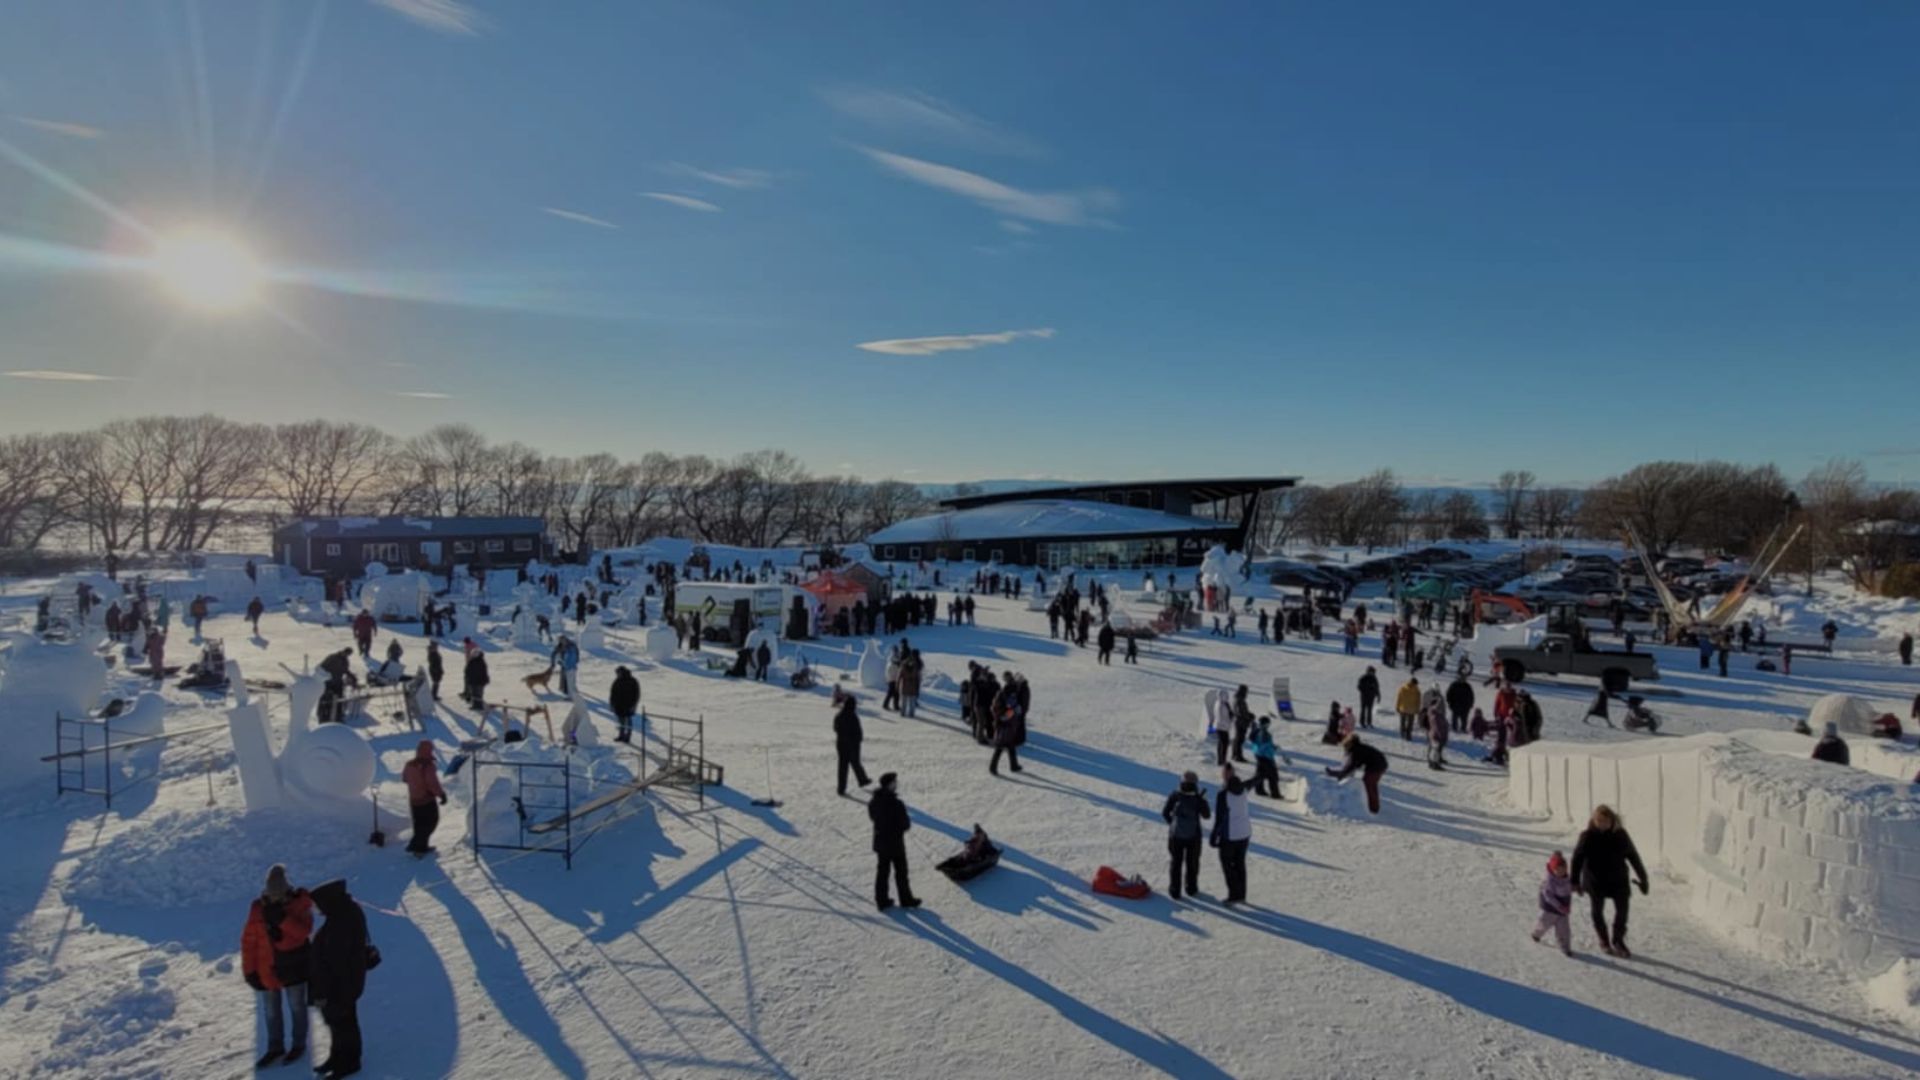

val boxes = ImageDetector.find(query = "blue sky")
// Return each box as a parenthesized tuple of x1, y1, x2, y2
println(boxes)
(1, 1, 1916, 486)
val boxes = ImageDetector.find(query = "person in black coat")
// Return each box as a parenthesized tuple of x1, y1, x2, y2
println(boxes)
(1096, 621, 1116, 665)
(754, 639, 773, 681)
(1445, 676, 1474, 734)
(989, 698, 1026, 776)
(833, 698, 872, 795)
(1160, 771, 1211, 900)
(1230, 684, 1255, 764)
(868, 773, 919, 910)
(609, 667, 641, 743)
(424, 641, 444, 702)
(1569, 804, 1649, 958)
(1356, 667, 1380, 729)
(463, 651, 489, 709)
(1810, 722, 1851, 766)
(1326, 734, 1388, 815)
(308, 879, 369, 1078)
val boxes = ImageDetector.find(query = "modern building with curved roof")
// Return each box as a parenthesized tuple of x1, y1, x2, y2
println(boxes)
(865, 477, 1296, 569)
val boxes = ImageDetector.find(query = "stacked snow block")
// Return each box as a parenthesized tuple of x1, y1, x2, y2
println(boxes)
(1511, 732, 1920, 979)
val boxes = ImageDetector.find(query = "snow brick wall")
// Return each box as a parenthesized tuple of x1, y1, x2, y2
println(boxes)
(1511, 732, 1920, 979)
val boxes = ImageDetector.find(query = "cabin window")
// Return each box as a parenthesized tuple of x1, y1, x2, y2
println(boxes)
(909, 546, 921, 560)
(485, 539, 505, 553)
(325, 543, 341, 556)
(512, 538, 533, 552)
(453, 541, 475, 555)
(361, 543, 400, 563)
(963, 548, 976, 562)
(884, 546, 896, 559)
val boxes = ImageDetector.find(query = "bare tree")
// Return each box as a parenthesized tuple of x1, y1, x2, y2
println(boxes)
(1440, 491, 1489, 540)
(1493, 470, 1535, 539)
(402, 424, 491, 516)
(0, 433, 70, 550)
(1528, 487, 1580, 539)
(263, 421, 394, 521)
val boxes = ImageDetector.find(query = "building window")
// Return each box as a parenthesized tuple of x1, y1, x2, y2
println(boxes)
(453, 541, 475, 555)
(908, 546, 921, 560)
(325, 543, 341, 556)
(884, 546, 897, 560)
(485, 539, 505, 553)
(991, 549, 1004, 562)
(361, 542, 400, 564)
(963, 548, 976, 562)
(512, 538, 533, 552)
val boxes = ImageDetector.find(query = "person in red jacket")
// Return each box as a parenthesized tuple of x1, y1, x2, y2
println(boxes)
(402, 740, 447, 856)
(241, 864, 314, 1068)
(351, 609, 377, 656)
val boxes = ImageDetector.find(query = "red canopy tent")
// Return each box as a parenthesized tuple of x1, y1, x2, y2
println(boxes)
(801, 570, 869, 627)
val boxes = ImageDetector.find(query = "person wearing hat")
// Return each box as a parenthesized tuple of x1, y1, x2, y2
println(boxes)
(1531, 851, 1575, 956)
(1569, 804, 1649, 958)
(401, 740, 447, 856)
(609, 666, 642, 743)
(1811, 721, 1851, 766)
(309, 879, 370, 1078)
(1160, 771, 1211, 900)
(867, 773, 920, 911)
(240, 864, 314, 1067)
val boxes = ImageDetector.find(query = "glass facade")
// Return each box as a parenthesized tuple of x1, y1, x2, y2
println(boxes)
(1038, 537, 1181, 570)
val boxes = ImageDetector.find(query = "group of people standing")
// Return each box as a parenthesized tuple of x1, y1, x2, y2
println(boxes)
(241, 867, 373, 1078)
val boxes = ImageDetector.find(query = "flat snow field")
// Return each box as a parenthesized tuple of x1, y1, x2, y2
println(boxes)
(2, 579, 1918, 1079)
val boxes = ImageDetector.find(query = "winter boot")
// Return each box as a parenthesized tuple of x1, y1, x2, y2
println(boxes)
(256, 1049, 284, 1069)
(283, 1045, 304, 1066)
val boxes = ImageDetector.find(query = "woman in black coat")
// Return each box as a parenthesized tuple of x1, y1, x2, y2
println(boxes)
(1569, 804, 1649, 958)
(309, 879, 370, 1078)
(608, 667, 641, 743)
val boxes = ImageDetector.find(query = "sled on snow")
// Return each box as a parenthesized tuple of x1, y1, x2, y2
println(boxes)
(937, 836, 1002, 883)
(1090, 865, 1151, 900)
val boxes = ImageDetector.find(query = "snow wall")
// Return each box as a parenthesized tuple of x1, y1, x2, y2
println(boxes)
(0, 634, 108, 788)
(1510, 731, 1920, 979)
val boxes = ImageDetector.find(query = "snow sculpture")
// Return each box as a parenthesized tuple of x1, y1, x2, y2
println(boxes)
(859, 640, 887, 690)
(226, 660, 283, 811)
(285, 672, 323, 742)
(640, 623, 674, 661)
(580, 621, 606, 652)
(359, 571, 429, 622)
(112, 692, 168, 738)
(512, 605, 543, 648)
(279, 722, 376, 820)
(561, 693, 599, 747)
(1198, 546, 1246, 588)
(1806, 694, 1880, 737)
(0, 633, 107, 788)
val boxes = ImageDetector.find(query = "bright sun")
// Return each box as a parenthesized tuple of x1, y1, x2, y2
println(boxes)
(151, 228, 263, 312)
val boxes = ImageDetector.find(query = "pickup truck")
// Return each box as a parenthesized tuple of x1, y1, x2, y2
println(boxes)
(1492, 634, 1659, 691)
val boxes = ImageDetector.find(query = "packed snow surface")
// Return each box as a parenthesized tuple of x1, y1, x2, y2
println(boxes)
(1, 551, 1917, 1079)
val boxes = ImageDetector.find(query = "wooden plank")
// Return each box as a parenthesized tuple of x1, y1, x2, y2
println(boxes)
(526, 765, 688, 834)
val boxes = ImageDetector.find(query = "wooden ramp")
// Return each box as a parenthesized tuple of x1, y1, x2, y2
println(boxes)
(527, 763, 690, 834)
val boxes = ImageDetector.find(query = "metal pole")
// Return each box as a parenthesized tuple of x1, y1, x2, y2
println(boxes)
(103, 715, 113, 811)
(471, 758, 480, 862)
(563, 766, 573, 871)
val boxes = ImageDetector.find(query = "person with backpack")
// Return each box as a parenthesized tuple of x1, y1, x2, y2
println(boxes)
(1569, 804, 1649, 959)
(1326, 733, 1389, 815)
(1161, 770, 1211, 900)
(609, 666, 641, 743)
(401, 740, 446, 857)
(241, 864, 314, 1068)
(309, 879, 371, 1079)
(1210, 765, 1252, 905)
(868, 772, 920, 911)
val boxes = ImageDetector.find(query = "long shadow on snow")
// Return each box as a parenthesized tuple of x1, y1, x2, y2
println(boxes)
(482, 800, 692, 940)
(1608, 957, 1920, 1072)
(900, 908, 1233, 1079)
(1207, 903, 1802, 1080)
(319, 873, 459, 1079)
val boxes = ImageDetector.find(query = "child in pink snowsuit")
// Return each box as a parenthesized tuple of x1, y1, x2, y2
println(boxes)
(1532, 851, 1574, 955)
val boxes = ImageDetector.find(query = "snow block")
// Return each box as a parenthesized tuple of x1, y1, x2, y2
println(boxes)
(858, 640, 887, 691)
(643, 624, 677, 662)
(0, 633, 108, 788)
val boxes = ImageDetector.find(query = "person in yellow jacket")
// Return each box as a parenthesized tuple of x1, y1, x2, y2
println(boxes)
(1395, 677, 1422, 742)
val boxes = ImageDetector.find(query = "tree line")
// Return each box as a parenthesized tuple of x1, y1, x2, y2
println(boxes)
(0, 418, 935, 555)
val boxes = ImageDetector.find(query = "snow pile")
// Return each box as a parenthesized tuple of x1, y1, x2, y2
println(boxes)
(1865, 957, 1920, 1028)
(0, 633, 107, 788)
(66, 807, 369, 908)
(1293, 771, 1369, 818)
(1807, 693, 1882, 738)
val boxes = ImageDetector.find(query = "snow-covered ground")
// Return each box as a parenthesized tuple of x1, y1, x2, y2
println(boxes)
(1, 562, 1918, 1079)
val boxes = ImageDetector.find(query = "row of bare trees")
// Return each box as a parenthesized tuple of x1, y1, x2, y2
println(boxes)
(0, 419, 935, 555)
(1258, 470, 1585, 552)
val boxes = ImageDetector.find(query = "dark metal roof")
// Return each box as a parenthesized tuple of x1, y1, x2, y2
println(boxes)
(274, 515, 546, 540)
(939, 477, 1297, 510)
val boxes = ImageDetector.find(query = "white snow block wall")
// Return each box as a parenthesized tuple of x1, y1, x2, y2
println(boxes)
(1511, 732, 1920, 979)
(0, 633, 107, 788)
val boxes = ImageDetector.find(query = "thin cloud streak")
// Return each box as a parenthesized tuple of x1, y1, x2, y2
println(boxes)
(638, 192, 722, 213)
(393, 390, 453, 399)
(822, 87, 1044, 157)
(539, 206, 619, 229)
(857, 327, 1055, 356)
(660, 163, 775, 190)
(856, 147, 1117, 227)
(7, 369, 125, 382)
(371, 0, 485, 35)
(12, 116, 105, 139)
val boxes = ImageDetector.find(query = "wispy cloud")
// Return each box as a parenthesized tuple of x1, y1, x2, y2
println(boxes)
(393, 390, 452, 399)
(12, 115, 105, 139)
(856, 147, 1117, 228)
(822, 87, 1043, 157)
(539, 206, 619, 229)
(998, 219, 1034, 235)
(638, 192, 722, 213)
(660, 163, 775, 190)
(6, 369, 124, 382)
(1865, 447, 1920, 457)
(371, 0, 485, 35)
(856, 328, 1055, 357)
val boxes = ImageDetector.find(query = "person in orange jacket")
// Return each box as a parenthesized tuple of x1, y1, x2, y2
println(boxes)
(241, 864, 315, 1068)
(402, 740, 447, 856)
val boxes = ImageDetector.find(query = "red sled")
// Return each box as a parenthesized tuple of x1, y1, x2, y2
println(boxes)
(1090, 866, 1151, 900)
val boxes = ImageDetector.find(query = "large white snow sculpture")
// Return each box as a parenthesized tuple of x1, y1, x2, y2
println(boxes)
(359, 572, 429, 622)
(643, 624, 677, 661)
(280, 723, 377, 819)
(859, 640, 887, 690)
(579, 621, 606, 652)
(0, 633, 107, 788)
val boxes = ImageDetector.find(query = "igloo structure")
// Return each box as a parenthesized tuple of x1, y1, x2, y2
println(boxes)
(1807, 694, 1882, 738)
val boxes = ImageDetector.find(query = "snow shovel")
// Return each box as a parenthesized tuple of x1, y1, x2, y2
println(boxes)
(750, 747, 782, 808)
(368, 792, 387, 847)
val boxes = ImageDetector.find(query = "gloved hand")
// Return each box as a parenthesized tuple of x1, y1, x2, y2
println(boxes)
(1637, 879, 1649, 896)
(439, 795, 448, 806)
(245, 973, 264, 991)
(1324, 767, 1337, 777)
(264, 922, 282, 943)
(1208, 835, 1220, 849)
